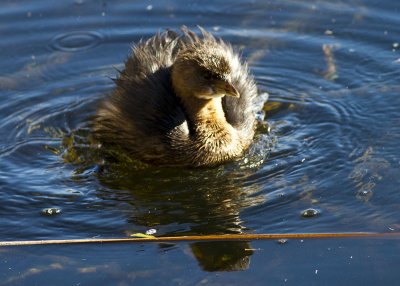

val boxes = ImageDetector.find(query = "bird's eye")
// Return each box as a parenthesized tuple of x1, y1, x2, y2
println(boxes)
(203, 72, 212, 80)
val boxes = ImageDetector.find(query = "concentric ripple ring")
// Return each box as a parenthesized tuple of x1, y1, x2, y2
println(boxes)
(50, 31, 104, 52)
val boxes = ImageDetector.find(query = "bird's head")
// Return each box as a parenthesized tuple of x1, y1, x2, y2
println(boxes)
(171, 43, 240, 100)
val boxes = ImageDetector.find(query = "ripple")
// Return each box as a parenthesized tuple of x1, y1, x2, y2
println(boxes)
(50, 31, 104, 52)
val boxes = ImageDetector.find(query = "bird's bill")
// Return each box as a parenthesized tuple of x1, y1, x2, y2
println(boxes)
(215, 80, 240, 98)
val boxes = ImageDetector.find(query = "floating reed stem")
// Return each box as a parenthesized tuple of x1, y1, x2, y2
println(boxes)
(0, 232, 399, 247)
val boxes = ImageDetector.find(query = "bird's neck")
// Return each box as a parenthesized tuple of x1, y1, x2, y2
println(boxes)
(179, 96, 243, 162)
(183, 97, 227, 128)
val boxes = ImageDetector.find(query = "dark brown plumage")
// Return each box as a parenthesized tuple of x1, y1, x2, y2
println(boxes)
(93, 27, 258, 167)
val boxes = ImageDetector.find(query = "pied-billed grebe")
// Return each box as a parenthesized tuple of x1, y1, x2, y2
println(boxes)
(94, 27, 258, 167)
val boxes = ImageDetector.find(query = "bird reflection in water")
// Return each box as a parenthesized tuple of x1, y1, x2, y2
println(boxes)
(97, 164, 265, 271)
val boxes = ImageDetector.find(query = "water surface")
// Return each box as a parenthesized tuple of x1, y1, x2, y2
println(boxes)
(0, 0, 399, 284)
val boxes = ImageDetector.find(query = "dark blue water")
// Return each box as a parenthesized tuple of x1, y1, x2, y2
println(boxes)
(1, 0, 400, 284)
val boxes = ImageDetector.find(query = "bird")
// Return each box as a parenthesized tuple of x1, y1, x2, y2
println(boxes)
(93, 27, 258, 167)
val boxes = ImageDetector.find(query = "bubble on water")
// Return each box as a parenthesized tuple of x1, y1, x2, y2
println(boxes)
(301, 208, 320, 218)
(145, 228, 157, 235)
(277, 238, 288, 244)
(356, 189, 373, 201)
(41, 208, 61, 216)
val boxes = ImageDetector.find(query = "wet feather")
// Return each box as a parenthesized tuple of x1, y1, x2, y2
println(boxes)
(93, 27, 258, 167)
